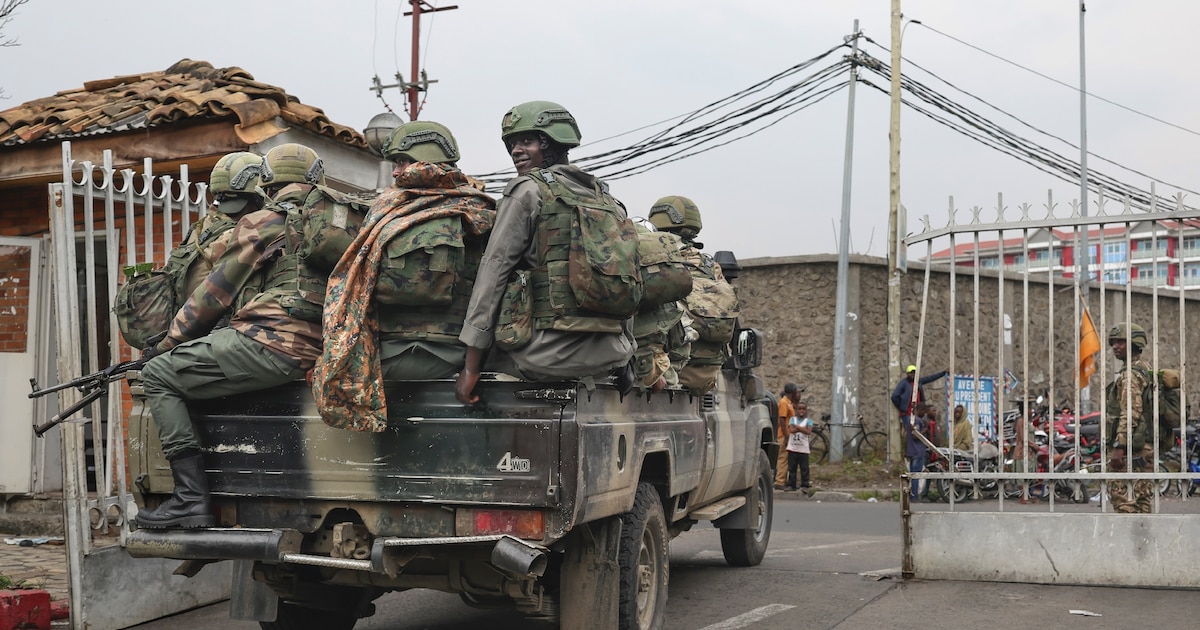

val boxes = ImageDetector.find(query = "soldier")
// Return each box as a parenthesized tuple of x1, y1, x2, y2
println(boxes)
(135, 165, 323, 528)
(260, 142, 325, 203)
(648, 195, 739, 395)
(455, 101, 636, 404)
(115, 151, 268, 348)
(312, 121, 496, 431)
(1105, 322, 1154, 514)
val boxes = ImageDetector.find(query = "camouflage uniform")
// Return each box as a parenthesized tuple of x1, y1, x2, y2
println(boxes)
(178, 210, 237, 299)
(676, 245, 737, 395)
(461, 164, 635, 381)
(142, 206, 322, 458)
(313, 165, 496, 432)
(1106, 356, 1154, 513)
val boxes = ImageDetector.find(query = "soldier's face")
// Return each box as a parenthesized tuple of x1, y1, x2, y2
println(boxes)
(506, 133, 544, 176)
(1111, 339, 1128, 361)
(391, 157, 414, 184)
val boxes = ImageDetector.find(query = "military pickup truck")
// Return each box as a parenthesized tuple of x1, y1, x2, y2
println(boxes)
(123, 329, 775, 630)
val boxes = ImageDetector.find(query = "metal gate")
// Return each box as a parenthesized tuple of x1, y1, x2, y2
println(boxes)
(42, 141, 229, 629)
(900, 185, 1200, 587)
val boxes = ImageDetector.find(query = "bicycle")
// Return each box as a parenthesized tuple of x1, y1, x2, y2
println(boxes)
(809, 414, 888, 464)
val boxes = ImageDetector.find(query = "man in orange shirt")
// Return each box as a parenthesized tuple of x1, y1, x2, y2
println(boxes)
(775, 382, 803, 489)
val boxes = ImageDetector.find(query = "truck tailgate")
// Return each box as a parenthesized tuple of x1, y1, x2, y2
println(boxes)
(189, 379, 564, 507)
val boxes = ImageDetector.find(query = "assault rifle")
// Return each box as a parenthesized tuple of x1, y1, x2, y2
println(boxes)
(28, 332, 166, 437)
(29, 359, 146, 437)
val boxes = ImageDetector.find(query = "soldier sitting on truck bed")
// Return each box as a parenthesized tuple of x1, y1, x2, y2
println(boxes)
(135, 160, 326, 529)
(455, 100, 638, 404)
(312, 121, 497, 432)
(648, 195, 740, 396)
(115, 151, 268, 349)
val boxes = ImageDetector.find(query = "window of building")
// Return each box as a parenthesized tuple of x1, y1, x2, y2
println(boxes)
(1103, 242, 1126, 264)
(980, 257, 1000, 269)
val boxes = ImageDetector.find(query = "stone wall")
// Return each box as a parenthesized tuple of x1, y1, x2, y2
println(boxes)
(735, 254, 1200, 435)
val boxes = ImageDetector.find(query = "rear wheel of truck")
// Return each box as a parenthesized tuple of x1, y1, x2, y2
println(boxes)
(720, 450, 773, 567)
(260, 601, 357, 630)
(618, 482, 668, 630)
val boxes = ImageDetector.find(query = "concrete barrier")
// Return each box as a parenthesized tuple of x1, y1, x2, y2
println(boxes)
(909, 512, 1200, 588)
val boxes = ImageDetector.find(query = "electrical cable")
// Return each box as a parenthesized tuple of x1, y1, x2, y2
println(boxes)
(908, 21, 1200, 139)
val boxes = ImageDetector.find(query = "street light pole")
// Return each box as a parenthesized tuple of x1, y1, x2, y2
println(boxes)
(830, 19, 862, 463)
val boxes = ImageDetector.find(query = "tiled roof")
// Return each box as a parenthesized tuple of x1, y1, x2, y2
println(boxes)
(0, 59, 367, 149)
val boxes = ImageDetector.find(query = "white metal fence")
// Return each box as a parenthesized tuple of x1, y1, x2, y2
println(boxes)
(45, 141, 227, 629)
(902, 186, 1200, 514)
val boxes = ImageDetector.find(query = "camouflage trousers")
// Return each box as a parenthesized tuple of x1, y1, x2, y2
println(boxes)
(1107, 453, 1154, 514)
(141, 328, 307, 459)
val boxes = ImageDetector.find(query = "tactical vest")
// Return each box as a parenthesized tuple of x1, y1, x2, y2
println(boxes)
(114, 212, 236, 348)
(527, 169, 642, 333)
(681, 251, 739, 366)
(263, 187, 366, 323)
(636, 230, 693, 312)
(375, 210, 486, 343)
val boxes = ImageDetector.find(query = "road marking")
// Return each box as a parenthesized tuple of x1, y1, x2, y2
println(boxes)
(689, 539, 881, 561)
(696, 604, 797, 630)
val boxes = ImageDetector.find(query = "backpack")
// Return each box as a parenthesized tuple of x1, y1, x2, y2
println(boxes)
(114, 213, 236, 348)
(528, 170, 643, 330)
(267, 188, 369, 323)
(635, 230, 693, 312)
(1134, 365, 1183, 449)
(679, 252, 739, 366)
(375, 216, 469, 306)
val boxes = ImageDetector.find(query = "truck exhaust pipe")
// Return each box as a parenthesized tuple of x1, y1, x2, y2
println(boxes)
(491, 536, 548, 577)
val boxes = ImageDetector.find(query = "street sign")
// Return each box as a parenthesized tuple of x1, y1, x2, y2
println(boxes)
(1003, 368, 1019, 394)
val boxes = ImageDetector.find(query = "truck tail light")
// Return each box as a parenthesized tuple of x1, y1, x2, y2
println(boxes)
(468, 509, 545, 539)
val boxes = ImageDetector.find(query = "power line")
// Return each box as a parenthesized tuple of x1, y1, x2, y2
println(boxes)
(907, 21, 1200, 139)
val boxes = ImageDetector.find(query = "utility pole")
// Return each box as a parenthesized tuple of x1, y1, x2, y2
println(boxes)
(887, 0, 904, 460)
(369, 1, 458, 121)
(1078, 0, 1092, 413)
(830, 19, 861, 464)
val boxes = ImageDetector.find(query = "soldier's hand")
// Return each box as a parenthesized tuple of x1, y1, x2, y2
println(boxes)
(141, 344, 163, 362)
(1110, 447, 1126, 470)
(455, 368, 480, 405)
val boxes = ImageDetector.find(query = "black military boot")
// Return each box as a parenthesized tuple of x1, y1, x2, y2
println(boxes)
(135, 451, 215, 529)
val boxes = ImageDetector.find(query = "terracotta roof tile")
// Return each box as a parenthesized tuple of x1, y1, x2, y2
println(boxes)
(0, 59, 366, 149)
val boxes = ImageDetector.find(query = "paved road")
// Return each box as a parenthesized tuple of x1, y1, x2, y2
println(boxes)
(128, 497, 1200, 629)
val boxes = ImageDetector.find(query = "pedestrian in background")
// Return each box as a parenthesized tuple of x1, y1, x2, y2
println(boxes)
(906, 402, 931, 502)
(891, 364, 949, 429)
(786, 401, 814, 492)
(952, 404, 973, 452)
(775, 382, 803, 489)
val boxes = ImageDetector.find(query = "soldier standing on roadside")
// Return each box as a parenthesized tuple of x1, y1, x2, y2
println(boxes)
(1105, 322, 1154, 514)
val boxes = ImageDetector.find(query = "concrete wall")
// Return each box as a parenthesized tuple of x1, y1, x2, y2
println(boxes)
(735, 254, 1200, 434)
(909, 512, 1200, 587)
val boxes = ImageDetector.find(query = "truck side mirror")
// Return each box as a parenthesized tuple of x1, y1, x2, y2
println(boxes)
(733, 328, 762, 370)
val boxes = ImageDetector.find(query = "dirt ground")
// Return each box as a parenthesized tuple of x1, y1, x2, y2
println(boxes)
(808, 458, 906, 492)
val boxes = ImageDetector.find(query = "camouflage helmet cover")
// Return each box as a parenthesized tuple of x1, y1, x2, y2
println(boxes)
(261, 143, 326, 186)
(648, 195, 702, 234)
(1107, 322, 1147, 350)
(383, 120, 460, 165)
(209, 151, 267, 214)
(500, 100, 581, 148)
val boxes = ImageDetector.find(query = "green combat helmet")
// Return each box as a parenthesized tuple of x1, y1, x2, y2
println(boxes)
(261, 143, 326, 187)
(648, 195, 703, 242)
(1108, 322, 1147, 350)
(500, 100, 581, 148)
(383, 120, 460, 165)
(209, 152, 267, 215)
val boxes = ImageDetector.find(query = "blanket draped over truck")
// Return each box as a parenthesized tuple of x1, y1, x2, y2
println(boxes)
(313, 164, 496, 432)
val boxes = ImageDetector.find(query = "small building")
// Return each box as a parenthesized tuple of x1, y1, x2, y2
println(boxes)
(0, 59, 392, 495)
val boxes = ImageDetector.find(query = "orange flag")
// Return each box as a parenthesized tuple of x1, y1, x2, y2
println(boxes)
(1078, 289, 1100, 389)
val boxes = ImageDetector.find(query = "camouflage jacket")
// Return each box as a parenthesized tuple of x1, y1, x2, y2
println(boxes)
(1106, 357, 1152, 449)
(271, 182, 316, 208)
(313, 163, 496, 432)
(156, 206, 286, 354)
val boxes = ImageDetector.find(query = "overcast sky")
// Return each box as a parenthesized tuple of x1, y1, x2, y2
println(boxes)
(4, 1, 1198, 260)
